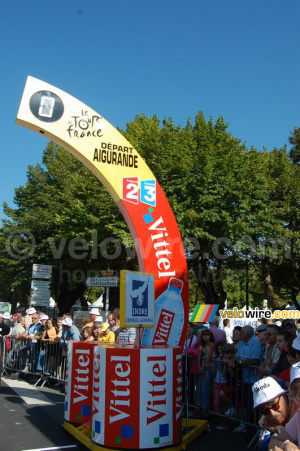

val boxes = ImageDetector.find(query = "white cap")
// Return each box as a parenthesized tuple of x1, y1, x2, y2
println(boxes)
(26, 307, 36, 315)
(290, 362, 300, 384)
(292, 335, 300, 351)
(90, 307, 101, 316)
(62, 318, 73, 327)
(0, 312, 11, 319)
(252, 377, 286, 409)
(40, 315, 49, 321)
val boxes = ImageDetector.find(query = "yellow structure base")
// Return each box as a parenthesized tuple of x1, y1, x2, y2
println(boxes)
(63, 418, 208, 451)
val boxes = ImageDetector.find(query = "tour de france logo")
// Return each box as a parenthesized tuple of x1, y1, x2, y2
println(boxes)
(130, 278, 149, 317)
(29, 91, 64, 122)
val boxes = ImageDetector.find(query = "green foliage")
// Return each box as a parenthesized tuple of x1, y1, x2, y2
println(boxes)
(1, 118, 300, 313)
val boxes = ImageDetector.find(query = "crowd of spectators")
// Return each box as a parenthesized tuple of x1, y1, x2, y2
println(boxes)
(1, 306, 300, 450)
(183, 315, 300, 450)
(0, 306, 136, 384)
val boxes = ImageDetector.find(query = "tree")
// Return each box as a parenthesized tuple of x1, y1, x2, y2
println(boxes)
(1, 115, 300, 312)
(1, 143, 135, 313)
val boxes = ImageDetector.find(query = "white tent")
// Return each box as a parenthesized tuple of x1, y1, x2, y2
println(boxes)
(49, 297, 56, 308)
(91, 293, 104, 308)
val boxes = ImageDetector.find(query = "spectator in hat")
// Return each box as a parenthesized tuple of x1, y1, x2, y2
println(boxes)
(61, 318, 81, 342)
(82, 307, 103, 332)
(268, 363, 300, 450)
(24, 307, 36, 330)
(252, 376, 299, 451)
(54, 318, 80, 386)
(98, 322, 115, 343)
(25, 312, 42, 372)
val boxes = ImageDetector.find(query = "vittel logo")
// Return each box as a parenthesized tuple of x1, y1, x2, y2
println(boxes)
(146, 355, 167, 425)
(73, 348, 91, 404)
(147, 216, 176, 279)
(109, 355, 131, 424)
(153, 309, 175, 344)
(92, 354, 100, 417)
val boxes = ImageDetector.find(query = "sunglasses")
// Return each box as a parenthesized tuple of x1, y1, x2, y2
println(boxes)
(259, 396, 281, 415)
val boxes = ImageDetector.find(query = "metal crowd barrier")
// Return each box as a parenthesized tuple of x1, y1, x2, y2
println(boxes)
(182, 354, 260, 438)
(0, 335, 67, 387)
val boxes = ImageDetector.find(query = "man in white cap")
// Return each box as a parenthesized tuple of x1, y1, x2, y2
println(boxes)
(268, 363, 300, 450)
(24, 307, 36, 330)
(55, 318, 81, 387)
(82, 307, 103, 339)
(252, 377, 298, 450)
(61, 318, 81, 342)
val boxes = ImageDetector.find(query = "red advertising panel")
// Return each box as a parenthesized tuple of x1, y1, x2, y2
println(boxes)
(104, 347, 140, 449)
(92, 346, 182, 449)
(64, 341, 97, 423)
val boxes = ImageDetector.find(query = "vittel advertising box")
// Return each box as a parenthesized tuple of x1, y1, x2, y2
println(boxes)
(92, 346, 182, 449)
(64, 341, 97, 424)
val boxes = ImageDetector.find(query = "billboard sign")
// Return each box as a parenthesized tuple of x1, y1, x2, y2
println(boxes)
(17, 77, 189, 346)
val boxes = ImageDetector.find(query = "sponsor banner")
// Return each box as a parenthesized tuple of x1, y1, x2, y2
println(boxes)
(17, 77, 189, 347)
(91, 346, 181, 449)
(92, 346, 106, 444)
(139, 348, 173, 448)
(64, 341, 97, 424)
(120, 270, 155, 327)
(118, 184, 188, 346)
(173, 348, 183, 445)
(103, 347, 140, 449)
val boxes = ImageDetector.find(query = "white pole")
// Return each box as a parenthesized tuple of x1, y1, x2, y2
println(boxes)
(105, 287, 110, 319)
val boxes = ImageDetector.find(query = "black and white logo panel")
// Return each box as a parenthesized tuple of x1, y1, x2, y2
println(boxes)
(29, 91, 64, 122)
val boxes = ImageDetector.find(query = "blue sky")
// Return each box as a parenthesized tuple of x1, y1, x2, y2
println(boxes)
(1, 0, 299, 222)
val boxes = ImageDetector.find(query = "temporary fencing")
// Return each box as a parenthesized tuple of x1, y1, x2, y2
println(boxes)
(182, 354, 260, 445)
(1, 335, 67, 386)
(1, 335, 263, 447)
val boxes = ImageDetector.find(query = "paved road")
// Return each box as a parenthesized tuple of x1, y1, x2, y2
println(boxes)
(0, 375, 87, 451)
(0, 374, 253, 451)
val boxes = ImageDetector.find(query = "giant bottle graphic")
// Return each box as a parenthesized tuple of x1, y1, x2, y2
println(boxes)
(142, 277, 185, 346)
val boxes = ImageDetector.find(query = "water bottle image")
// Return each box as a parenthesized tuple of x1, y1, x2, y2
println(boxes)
(142, 277, 185, 346)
